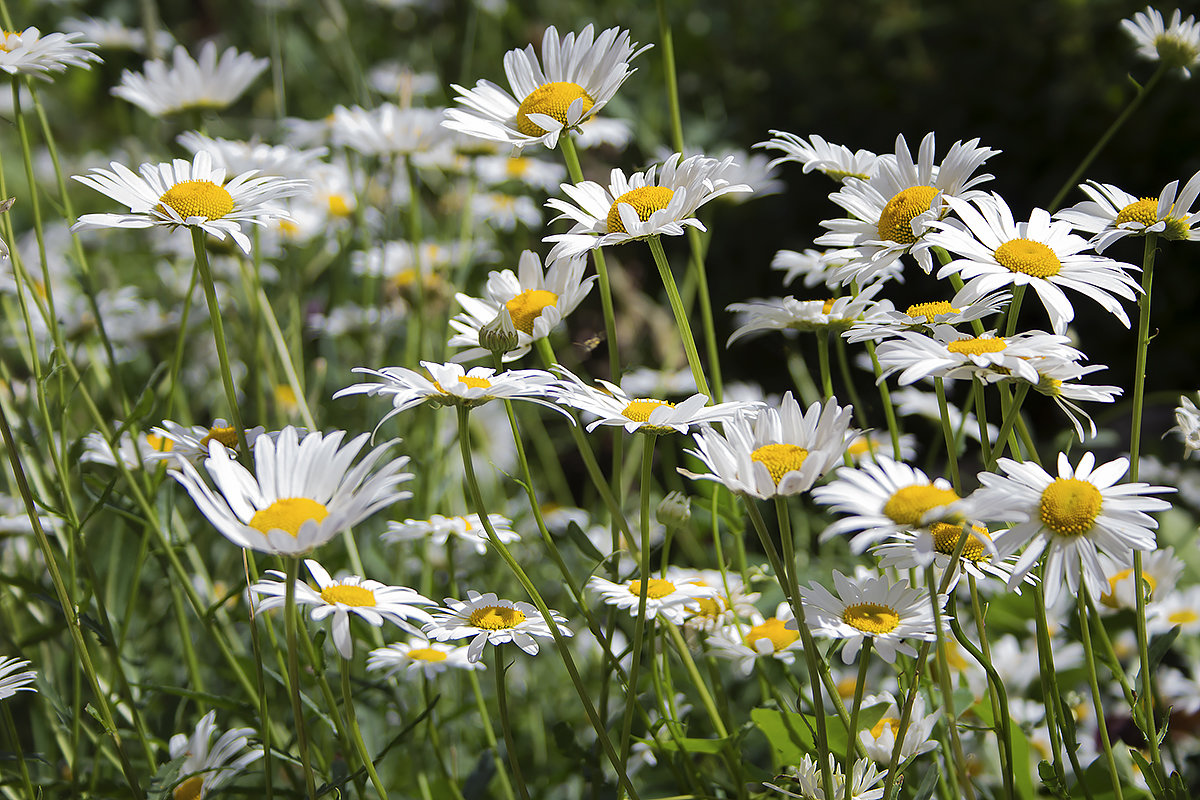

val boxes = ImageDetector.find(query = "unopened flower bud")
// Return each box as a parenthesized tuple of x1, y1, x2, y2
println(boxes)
(480, 306, 520, 356)
(656, 490, 691, 530)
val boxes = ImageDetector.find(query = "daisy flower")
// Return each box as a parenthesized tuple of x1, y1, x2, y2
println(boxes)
(971, 452, 1174, 607)
(587, 572, 718, 623)
(928, 194, 1139, 333)
(112, 42, 269, 116)
(0, 656, 36, 700)
(544, 153, 752, 258)
(873, 326, 1082, 386)
(812, 457, 965, 553)
(251, 560, 433, 659)
(424, 590, 570, 662)
(1148, 584, 1200, 635)
(767, 754, 887, 800)
(177, 131, 329, 179)
(844, 430, 918, 464)
(71, 151, 306, 254)
(664, 567, 760, 631)
(726, 284, 883, 344)
(473, 154, 567, 192)
(332, 103, 446, 156)
(1170, 393, 1200, 456)
(171, 426, 412, 555)
(1122, 6, 1200, 77)
(367, 639, 483, 679)
(80, 428, 176, 470)
(444, 24, 648, 151)
(799, 570, 942, 664)
(680, 393, 855, 499)
(383, 513, 520, 554)
(0, 28, 100, 78)
(843, 291, 1009, 344)
(1030, 359, 1122, 441)
(148, 419, 269, 466)
(553, 367, 756, 435)
(168, 711, 262, 800)
(755, 130, 880, 182)
(1099, 546, 1182, 611)
(1054, 173, 1200, 252)
(61, 16, 174, 54)
(857, 691, 940, 764)
(708, 602, 802, 675)
(817, 132, 999, 283)
(448, 249, 595, 361)
(771, 248, 859, 289)
(873, 521, 1018, 589)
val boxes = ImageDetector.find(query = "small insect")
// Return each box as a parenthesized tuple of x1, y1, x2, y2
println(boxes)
(574, 332, 605, 355)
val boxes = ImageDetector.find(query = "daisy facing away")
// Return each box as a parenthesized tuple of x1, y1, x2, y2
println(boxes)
(424, 590, 571, 662)
(1121, 6, 1200, 77)
(444, 24, 649, 152)
(112, 42, 269, 116)
(0, 656, 36, 700)
(167, 711, 262, 800)
(0, 28, 100, 79)
(71, 151, 306, 254)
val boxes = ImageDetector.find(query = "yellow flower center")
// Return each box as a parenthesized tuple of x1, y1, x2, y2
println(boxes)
(173, 775, 204, 800)
(1168, 609, 1199, 625)
(200, 424, 240, 449)
(994, 238, 1062, 278)
(1115, 198, 1159, 228)
(846, 438, 872, 458)
(947, 336, 1007, 356)
(905, 300, 959, 320)
(249, 497, 330, 537)
(607, 186, 676, 234)
(469, 605, 527, 630)
(627, 578, 676, 599)
(883, 484, 960, 527)
(457, 376, 493, 390)
(1101, 568, 1157, 608)
(157, 180, 234, 221)
(821, 298, 836, 314)
(146, 434, 174, 452)
(836, 677, 859, 699)
(842, 602, 901, 635)
(743, 617, 798, 652)
(408, 647, 449, 662)
(505, 288, 558, 334)
(877, 185, 940, 244)
(327, 194, 353, 217)
(930, 522, 991, 561)
(621, 398, 675, 423)
(751, 443, 809, 484)
(1155, 35, 1200, 69)
(320, 584, 376, 606)
(1038, 477, 1102, 536)
(506, 157, 531, 178)
(870, 716, 902, 740)
(516, 81, 595, 137)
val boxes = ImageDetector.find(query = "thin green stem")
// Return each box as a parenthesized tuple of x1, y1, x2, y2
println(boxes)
(816, 332, 834, 400)
(343, 662, 389, 799)
(866, 340, 904, 458)
(845, 638, 872, 776)
(1077, 585, 1124, 800)
(495, 648, 533, 800)
(647, 235, 711, 398)
(934, 378, 961, 492)
(282, 557, 318, 799)
(927, 566, 970, 800)
(465, 668, 519, 800)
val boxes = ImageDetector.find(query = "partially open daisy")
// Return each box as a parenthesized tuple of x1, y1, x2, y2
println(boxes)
(112, 42, 268, 116)
(856, 691, 940, 764)
(755, 131, 879, 183)
(708, 602, 802, 675)
(544, 153, 751, 258)
(0, 656, 36, 700)
(167, 711, 261, 800)
(1054, 172, 1200, 252)
(767, 754, 887, 800)
(252, 560, 433, 659)
(726, 284, 883, 344)
(148, 419, 268, 466)
(384, 513, 520, 555)
(929, 194, 1139, 333)
(587, 572, 718, 623)
(0, 27, 100, 78)
(424, 590, 570, 662)
(817, 132, 999, 284)
(448, 250, 595, 362)
(972, 452, 1174, 607)
(367, 638, 483, 679)
(444, 24, 648, 151)
(1171, 393, 1200, 457)
(873, 326, 1082, 386)
(800, 571, 942, 665)
(171, 426, 412, 555)
(71, 151, 306, 254)
(1122, 6, 1200, 77)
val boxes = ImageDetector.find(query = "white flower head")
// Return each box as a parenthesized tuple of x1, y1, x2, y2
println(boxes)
(587, 572, 718, 623)
(755, 130, 880, 182)
(1054, 173, 1200, 252)
(874, 326, 1083, 387)
(708, 603, 802, 675)
(424, 590, 570, 662)
(0, 28, 100, 79)
(383, 513, 520, 555)
(112, 42, 268, 116)
(168, 711, 262, 800)
(367, 638, 484, 679)
(1122, 6, 1200, 76)
(148, 419, 269, 466)
(857, 691, 940, 764)
(1171, 393, 1200, 457)
(727, 284, 883, 344)
(332, 103, 446, 156)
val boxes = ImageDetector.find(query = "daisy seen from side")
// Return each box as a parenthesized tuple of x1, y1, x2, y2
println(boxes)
(843, 291, 1009, 344)
(0, 27, 100, 78)
(0, 656, 36, 700)
(112, 42, 268, 116)
(1121, 6, 1200, 76)
(873, 325, 1082, 387)
(587, 572, 718, 623)
(367, 638, 483, 679)
(424, 590, 570, 662)
(755, 131, 879, 182)
(384, 513, 520, 554)
(1054, 173, 1200, 252)
(708, 602, 802, 675)
(726, 284, 883, 344)
(767, 754, 887, 800)
(148, 419, 269, 466)
(168, 711, 262, 800)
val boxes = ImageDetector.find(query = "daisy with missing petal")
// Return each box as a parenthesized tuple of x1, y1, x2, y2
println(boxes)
(112, 42, 268, 116)
(424, 590, 570, 662)
(367, 638, 483, 679)
(1054, 172, 1200, 252)
(171, 426, 412, 555)
(448, 250, 595, 362)
(755, 131, 880, 182)
(817, 132, 999, 284)
(681, 393, 855, 499)
(147, 419, 269, 466)
(544, 153, 751, 258)
(444, 24, 648, 152)
(587, 572, 718, 623)
(874, 326, 1082, 386)
(384, 513, 520, 555)
(971, 452, 1173, 607)
(168, 711, 262, 800)
(0, 656, 36, 700)
(251, 560, 433, 659)
(929, 194, 1139, 333)
(708, 602, 802, 675)
(0, 28, 100, 78)
(1122, 6, 1200, 77)
(799, 570, 942, 664)
(71, 151, 306, 255)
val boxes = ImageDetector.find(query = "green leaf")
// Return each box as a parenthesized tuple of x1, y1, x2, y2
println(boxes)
(655, 735, 730, 754)
(563, 519, 605, 563)
(912, 762, 939, 800)
(1144, 626, 1181, 679)
(751, 707, 814, 764)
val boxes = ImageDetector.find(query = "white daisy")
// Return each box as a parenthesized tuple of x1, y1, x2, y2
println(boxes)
(112, 42, 268, 116)
(1148, 584, 1200, 635)
(171, 426, 412, 555)
(366, 62, 440, 102)
(168, 711, 261, 800)
(799, 570, 942, 664)
(61, 16, 174, 54)
(1030, 359, 1122, 441)
(1170, 393, 1200, 457)
(767, 754, 887, 800)
(80, 428, 176, 470)
(857, 691, 940, 764)
(873, 326, 1082, 386)
(383, 513, 520, 555)
(71, 151, 306, 254)
(0, 656, 36, 700)
(843, 291, 1010, 344)
(544, 153, 752, 258)
(1121, 6, 1200, 77)
(1099, 546, 1182, 611)
(366, 638, 483, 679)
(177, 131, 328, 179)
(148, 419, 269, 466)
(663, 567, 760, 630)
(771, 248, 860, 289)
(726, 284, 883, 344)
(844, 430, 918, 464)
(873, 521, 1016, 589)
(817, 132, 999, 283)
(424, 590, 570, 662)
(708, 602, 802, 675)
(755, 130, 880, 182)
(971, 452, 1174, 607)
(587, 572, 718, 623)
(331, 103, 445, 156)
(251, 560, 433, 659)
(680, 393, 855, 499)
(1053, 173, 1200, 252)
(444, 24, 648, 151)
(473, 154, 567, 192)
(0, 28, 100, 79)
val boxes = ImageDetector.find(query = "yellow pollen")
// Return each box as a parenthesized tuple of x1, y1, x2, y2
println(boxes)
(627, 578, 676, 599)
(457, 376, 493, 390)
(947, 336, 1007, 356)
(691, 595, 726, 618)
(516, 81, 595, 136)
(200, 425, 240, 449)
(877, 185, 940, 244)
(1038, 477, 1102, 536)
(1101, 568, 1157, 608)
(408, 647, 448, 662)
(1168, 609, 1199, 625)
(157, 180, 234, 221)
(454, 515, 474, 531)
(751, 443, 809, 484)
(930, 522, 991, 561)
(870, 716, 902, 740)
(320, 584, 377, 606)
(621, 398, 675, 423)
(905, 300, 958, 320)
(836, 677, 858, 699)
(842, 602, 901, 635)
(821, 298, 836, 314)
(173, 775, 204, 800)
(607, 186, 676, 234)
(994, 238, 1062, 278)
(743, 617, 798, 652)
(249, 498, 330, 537)
(883, 484, 960, 526)
(469, 605, 527, 630)
(327, 194, 353, 217)
(505, 288, 558, 334)
(846, 438, 872, 457)
(146, 434, 174, 452)
(506, 157, 531, 178)
(1115, 197, 1159, 228)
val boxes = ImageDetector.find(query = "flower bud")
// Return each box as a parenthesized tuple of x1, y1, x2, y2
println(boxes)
(656, 490, 691, 530)
(480, 306, 520, 356)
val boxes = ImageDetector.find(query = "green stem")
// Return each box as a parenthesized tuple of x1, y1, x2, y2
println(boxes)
(845, 638, 872, 775)
(866, 340, 904, 458)
(282, 557, 318, 799)
(343, 662, 389, 798)
(985, 383, 1030, 471)
(816, 332, 834, 400)
(927, 567, 970, 800)
(934, 377, 961, 492)
(465, 668, 519, 800)
(1077, 584, 1124, 800)
(647, 235, 711, 398)
(494, 648, 533, 800)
